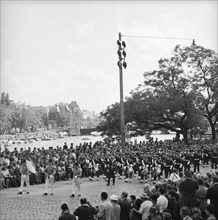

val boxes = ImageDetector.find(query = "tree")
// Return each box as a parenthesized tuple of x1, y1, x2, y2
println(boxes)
(1, 92, 10, 106)
(179, 44, 218, 140)
(0, 104, 12, 134)
(97, 103, 121, 137)
(23, 107, 44, 132)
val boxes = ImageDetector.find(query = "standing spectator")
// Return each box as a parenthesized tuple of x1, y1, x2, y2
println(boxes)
(191, 207, 202, 220)
(156, 186, 168, 214)
(148, 206, 162, 220)
(143, 183, 154, 198)
(130, 198, 142, 220)
(43, 158, 56, 196)
(118, 191, 132, 220)
(133, 193, 153, 220)
(180, 206, 193, 220)
(96, 191, 112, 220)
(195, 178, 208, 219)
(110, 195, 120, 220)
(18, 160, 30, 194)
(205, 175, 218, 219)
(163, 212, 172, 220)
(179, 170, 199, 208)
(73, 197, 97, 220)
(206, 204, 217, 220)
(166, 190, 182, 220)
(59, 203, 76, 220)
(71, 162, 82, 197)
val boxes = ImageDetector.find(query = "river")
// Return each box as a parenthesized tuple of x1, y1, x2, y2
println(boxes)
(3, 133, 176, 152)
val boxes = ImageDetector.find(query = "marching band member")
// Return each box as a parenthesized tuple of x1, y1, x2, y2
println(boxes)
(106, 158, 116, 186)
(139, 164, 149, 183)
(71, 162, 82, 197)
(43, 159, 56, 196)
(18, 159, 30, 195)
(89, 159, 100, 181)
(125, 163, 134, 182)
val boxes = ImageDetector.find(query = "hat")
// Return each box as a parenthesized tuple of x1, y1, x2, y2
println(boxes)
(110, 195, 118, 201)
(140, 193, 149, 199)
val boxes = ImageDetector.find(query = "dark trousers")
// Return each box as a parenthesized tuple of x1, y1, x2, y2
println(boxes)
(193, 160, 200, 173)
(107, 172, 115, 185)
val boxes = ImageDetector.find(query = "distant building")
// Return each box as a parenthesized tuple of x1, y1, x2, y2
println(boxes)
(81, 110, 100, 129)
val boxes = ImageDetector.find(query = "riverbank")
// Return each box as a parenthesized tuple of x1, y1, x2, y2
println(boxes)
(1, 133, 176, 152)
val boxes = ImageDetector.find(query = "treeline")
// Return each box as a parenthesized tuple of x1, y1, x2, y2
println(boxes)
(97, 44, 218, 142)
(0, 92, 81, 135)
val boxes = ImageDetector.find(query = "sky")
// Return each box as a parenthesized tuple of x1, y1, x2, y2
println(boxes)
(1, 1, 217, 114)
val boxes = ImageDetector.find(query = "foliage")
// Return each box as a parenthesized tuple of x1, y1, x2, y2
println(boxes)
(98, 44, 217, 142)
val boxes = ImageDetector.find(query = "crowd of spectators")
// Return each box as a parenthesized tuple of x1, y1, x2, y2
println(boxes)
(59, 169, 218, 220)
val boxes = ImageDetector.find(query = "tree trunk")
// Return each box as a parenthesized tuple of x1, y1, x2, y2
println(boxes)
(211, 123, 217, 141)
(175, 131, 180, 142)
(182, 129, 188, 144)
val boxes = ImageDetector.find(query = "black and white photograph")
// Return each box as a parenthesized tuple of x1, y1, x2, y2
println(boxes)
(0, 1, 218, 220)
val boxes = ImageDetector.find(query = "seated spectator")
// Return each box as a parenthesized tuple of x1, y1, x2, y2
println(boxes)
(59, 203, 76, 220)
(0, 171, 5, 189)
(1, 166, 13, 188)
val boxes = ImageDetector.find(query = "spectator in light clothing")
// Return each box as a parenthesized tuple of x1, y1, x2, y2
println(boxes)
(110, 195, 120, 220)
(96, 191, 112, 220)
(133, 193, 153, 220)
(156, 186, 168, 214)
(18, 159, 30, 194)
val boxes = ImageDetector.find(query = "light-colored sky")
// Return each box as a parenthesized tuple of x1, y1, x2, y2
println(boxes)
(1, 1, 217, 113)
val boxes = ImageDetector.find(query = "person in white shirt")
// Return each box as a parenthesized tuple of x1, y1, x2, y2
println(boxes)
(133, 193, 153, 220)
(18, 160, 30, 194)
(43, 159, 56, 196)
(156, 186, 168, 214)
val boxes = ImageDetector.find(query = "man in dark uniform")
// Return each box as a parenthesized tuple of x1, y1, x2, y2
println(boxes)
(106, 158, 116, 186)
(193, 152, 201, 173)
(164, 156, 173, 179)
(211, 149, 218, 170)
(182, 152, 191, 171)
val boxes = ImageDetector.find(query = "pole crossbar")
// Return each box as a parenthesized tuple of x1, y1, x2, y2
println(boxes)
(122, 34, 193, 41)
